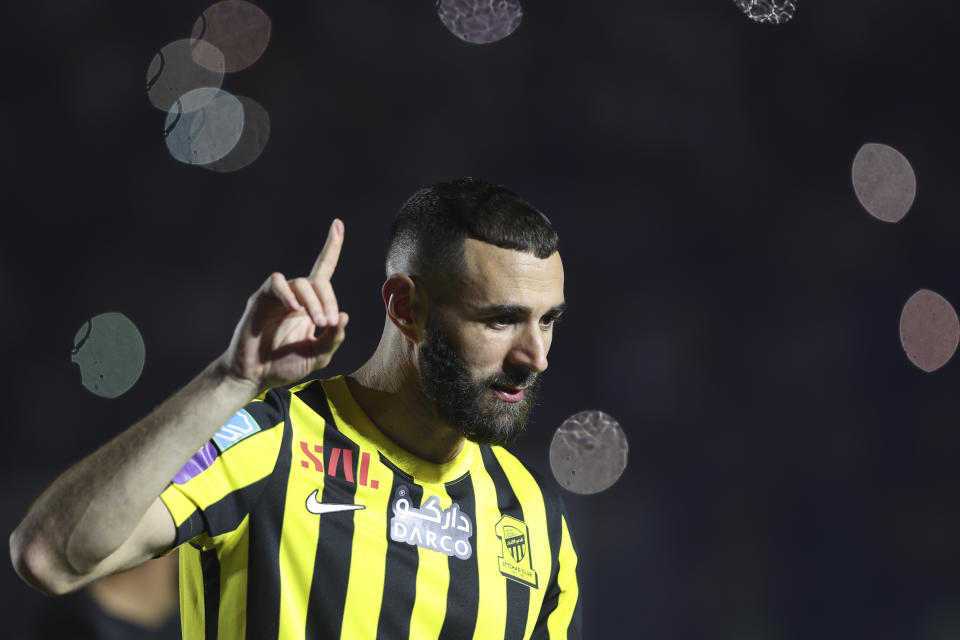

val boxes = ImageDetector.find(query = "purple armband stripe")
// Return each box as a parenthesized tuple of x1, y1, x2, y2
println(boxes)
(172, 441, 220, 485)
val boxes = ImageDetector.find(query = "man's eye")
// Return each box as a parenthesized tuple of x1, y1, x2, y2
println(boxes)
(542, 315, 562, 327)
(488, 317, 513, 328)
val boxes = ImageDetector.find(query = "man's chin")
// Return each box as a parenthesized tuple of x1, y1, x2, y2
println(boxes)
(454, 411, 529, 447)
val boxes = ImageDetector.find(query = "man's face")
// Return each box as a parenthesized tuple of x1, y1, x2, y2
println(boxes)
(418, 239, 566, 446)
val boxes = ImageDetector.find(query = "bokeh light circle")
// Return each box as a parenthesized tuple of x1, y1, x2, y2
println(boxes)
(164, 88, 245, 165)
(436, 0, 523, 45)
(203, 96, 270, 172)
(732, 0, 797, 24)
(899, 289, 960, 373)
(191, 0, 272, 73)
(146, 39, 225, 113)
(70, 312, 146, 399)
(549, 410, 628, 495)
(852, 143, 917, 223)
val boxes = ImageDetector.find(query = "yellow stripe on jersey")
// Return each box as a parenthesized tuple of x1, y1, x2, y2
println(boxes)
(161, 484, 200, 528)
(338, 448, 393, 639)
(216, 515, 251, 639)
(178, 542, 205, 638)
(548, 516, 579, 637)
(491, 447, 553, 638)
(408, 482, 453, 640)
(470, 464, 507, 640)
(276, 392, 327, 640)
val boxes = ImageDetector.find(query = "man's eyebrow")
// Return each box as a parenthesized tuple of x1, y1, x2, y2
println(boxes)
(474, 302, 568, 316)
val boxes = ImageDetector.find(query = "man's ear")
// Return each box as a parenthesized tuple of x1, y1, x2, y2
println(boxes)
(382, 274, 423, 342)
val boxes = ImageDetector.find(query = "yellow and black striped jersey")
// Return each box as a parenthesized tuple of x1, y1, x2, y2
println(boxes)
(160, 375, 581, 639)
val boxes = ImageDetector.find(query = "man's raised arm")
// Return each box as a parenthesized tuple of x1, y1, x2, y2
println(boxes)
(10, 219, 348, 595)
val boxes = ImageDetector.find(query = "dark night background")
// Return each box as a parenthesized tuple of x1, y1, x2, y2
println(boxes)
(4, 0, 960, 637)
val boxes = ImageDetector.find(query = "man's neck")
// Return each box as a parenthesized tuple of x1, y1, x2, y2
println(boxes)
(346, 359, 465, 464)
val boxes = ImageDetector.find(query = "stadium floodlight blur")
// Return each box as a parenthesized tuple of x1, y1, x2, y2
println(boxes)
(732, 0, 796, 24)
(203, 95, 270, 172)
(436, 0, 524, 44)
(190, 0, 272, 73)
(164, 88, 245, 165)
(148, 1, 271, 170)
(71, 312, 146, 399)
(899, 290, 960, 373)
(851, 143, 917, 224)
(549, 410, 629, 495)
(146, 39, 225, 113)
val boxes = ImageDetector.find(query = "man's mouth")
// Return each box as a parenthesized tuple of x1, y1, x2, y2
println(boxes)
(491, 384, 525, 402)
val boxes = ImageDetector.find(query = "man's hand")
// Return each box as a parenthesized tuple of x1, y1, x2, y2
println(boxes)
(222, 219, 349, 392)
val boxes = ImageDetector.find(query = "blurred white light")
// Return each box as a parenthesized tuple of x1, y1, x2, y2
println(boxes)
(852, 143, 917, 223)
(164, 88, 245, 165)
(436, 0, 523, 45)
(191, 0, 272, 73)
(203, 96, 270, 172)
(733, 0, 796, 24)
(146, 39, 225, 113)
(900, 289, 959, 373)
(71, 312, 145, 398)
(549, 410, 628, 495)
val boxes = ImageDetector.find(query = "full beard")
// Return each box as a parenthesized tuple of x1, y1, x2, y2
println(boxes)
(417, 322, 543, 446)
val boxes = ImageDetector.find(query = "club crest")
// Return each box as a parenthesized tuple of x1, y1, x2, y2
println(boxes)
(495, 515, 538, 588)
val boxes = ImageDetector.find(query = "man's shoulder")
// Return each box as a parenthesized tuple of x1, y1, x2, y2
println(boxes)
(485, 445, 567, 513)
(206, 387, 290, 453)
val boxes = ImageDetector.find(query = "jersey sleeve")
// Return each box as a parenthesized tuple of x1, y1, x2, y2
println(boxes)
(159, 387, 288, 549)
(531, 485, 582, 639)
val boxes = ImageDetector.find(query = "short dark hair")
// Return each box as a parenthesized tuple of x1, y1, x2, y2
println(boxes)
(385, 178, 558, 295)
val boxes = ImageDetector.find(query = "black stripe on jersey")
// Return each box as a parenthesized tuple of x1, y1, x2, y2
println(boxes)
(438, 474, 479, 640)
(244, 391, 287, 433)
(529, 470, 564, 639)
(199, 547, 221, 640)
(480, 447, 531, 640)
(245, 387, 294, 638)
(304, 421, 360, 640)
(293, 379, 335, 427)
(200, 475, 269, 538)
(375, 467, 422, 640)
(172, 506, 204, 548)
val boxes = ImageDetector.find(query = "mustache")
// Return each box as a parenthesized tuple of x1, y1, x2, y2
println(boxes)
(487, 370, 541, 389)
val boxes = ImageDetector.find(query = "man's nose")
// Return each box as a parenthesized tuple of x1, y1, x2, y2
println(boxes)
(509, 323, 549, 373)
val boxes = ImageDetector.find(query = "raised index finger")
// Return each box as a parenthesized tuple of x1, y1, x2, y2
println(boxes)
(309, 219, 344, 281)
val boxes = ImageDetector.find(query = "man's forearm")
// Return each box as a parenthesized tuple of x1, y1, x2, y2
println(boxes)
(10, 356, 260, 589)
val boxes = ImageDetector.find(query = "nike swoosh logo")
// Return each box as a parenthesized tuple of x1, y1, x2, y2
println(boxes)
(305, 490, 365, 515)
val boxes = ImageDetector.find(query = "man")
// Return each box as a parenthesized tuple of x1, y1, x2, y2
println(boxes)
(11, 178, 581, 639)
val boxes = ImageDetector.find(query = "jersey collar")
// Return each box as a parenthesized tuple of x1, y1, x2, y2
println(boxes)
(321, 375, 478, 485)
